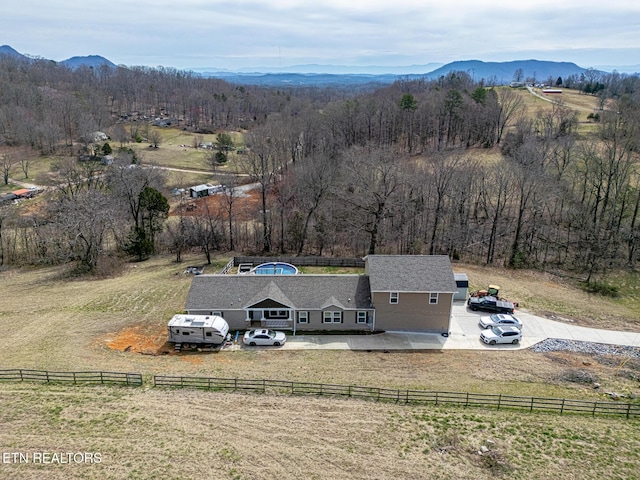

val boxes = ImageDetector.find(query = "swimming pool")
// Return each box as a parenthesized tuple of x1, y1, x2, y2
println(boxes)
(251, 262, 299, 275)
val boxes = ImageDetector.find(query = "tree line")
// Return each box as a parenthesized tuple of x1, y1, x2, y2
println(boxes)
(0, 55, 639, 283)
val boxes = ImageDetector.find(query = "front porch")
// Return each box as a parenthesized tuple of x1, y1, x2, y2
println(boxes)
(245, 308, 294, 330)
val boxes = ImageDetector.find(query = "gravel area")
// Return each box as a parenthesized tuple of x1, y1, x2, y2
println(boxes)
(532, 338, 640, 358)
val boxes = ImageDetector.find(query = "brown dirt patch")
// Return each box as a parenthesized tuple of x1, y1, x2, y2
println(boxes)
(105, 324, 171, 355)
(172, 189, 261, 221)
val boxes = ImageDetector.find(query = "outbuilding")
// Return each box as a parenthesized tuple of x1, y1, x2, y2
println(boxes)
(453, 273, 469, 301)
(189, 183, 223, 198)
(167, 314, 230, 345)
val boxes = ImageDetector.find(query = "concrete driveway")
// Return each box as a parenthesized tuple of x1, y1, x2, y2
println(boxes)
(256, 302, 640, 352)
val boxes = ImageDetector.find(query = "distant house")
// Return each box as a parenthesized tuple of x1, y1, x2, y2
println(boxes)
(11, 188, 33, 199)
(184, 255, 457, 334)
(189, 183, 223, 198)
(152, 118, 173, 127)
(92, 131, 108, 142)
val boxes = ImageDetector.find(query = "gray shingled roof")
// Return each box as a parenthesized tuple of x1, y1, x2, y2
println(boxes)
(365, 255, 456, 293)
(186, 274, 373, 311)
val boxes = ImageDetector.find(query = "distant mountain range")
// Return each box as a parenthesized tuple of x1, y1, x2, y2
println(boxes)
(196, 60, 596, 87)
(1, 44, 637, 87)
(0, 44, 115, 70)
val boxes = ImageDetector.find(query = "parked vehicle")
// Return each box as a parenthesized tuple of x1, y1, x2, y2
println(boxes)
(468, 284, 519, 307)
(167, 314, 230, 346)
(479, 313, 523, 330)
(243, 329, 287, 346)
(480, 325, 522, 345)
(468, 295, 515, 314)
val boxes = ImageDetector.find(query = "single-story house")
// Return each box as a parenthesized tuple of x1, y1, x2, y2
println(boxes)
(184, 255, 457, 334)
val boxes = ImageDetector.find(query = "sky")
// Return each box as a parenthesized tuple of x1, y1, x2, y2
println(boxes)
(3, 0, 640, 72)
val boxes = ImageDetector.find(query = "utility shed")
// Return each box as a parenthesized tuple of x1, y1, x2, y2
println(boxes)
(168, 314, 230, 345)
(190, 183, 223, 198)
(454, 273, 469, 301)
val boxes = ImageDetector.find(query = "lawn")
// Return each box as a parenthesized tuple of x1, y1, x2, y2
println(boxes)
(1, 255, 640, 479)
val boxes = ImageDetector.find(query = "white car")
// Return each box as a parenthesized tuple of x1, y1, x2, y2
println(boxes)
(480, 325, 522, 345)
(479, 313, 523, 330)
(243, 329, 286, 346)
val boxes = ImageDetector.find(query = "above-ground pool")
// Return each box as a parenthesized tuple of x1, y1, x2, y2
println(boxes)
(251, 262, 299, 275)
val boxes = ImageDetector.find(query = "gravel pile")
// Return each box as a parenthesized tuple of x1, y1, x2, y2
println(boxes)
(531, 338, 640, 358)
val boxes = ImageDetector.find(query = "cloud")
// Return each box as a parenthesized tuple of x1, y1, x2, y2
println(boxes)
(2, 0, 639, 69)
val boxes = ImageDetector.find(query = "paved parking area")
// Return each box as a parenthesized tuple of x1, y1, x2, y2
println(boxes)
(257, 302, 640, 352)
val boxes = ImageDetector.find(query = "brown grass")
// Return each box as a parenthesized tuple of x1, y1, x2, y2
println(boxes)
(1, 256, 640, 478)
(455, 263, 640, 330)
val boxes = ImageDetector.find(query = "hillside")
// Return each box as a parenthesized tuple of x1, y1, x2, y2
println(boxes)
(425, 59, 590, 83)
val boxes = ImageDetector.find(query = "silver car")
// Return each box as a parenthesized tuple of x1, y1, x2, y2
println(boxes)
(479, 313, 523, 330)
(480, 325, 522, 345)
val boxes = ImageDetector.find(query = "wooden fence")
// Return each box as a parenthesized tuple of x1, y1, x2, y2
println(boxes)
(231, 256, 365, 269)
(4, 370, 637, 419)
(0, 369, 143, 386)
(153, 375, 640, 419)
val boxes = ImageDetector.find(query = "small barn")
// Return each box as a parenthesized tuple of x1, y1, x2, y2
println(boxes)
(167, 314, 230, 345)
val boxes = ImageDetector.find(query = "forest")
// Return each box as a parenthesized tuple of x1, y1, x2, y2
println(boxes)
(0, 54, 639, 285)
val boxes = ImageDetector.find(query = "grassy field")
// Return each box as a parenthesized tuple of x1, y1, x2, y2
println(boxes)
(1, 383, 639, 480)
(1, 254, 640, 479)
(511, 86, 601, 131)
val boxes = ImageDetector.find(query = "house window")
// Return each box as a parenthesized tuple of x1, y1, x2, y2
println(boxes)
(323, 311, 343, 323)
(205, 332, 212, 337)
(266, 309, 289, 319)
(390, 292, 399, 304)
(183, 332, 190, 336)
(298, 311, 309, 324)
(357, 311, 368, 324)
(429, 293, 439, 305)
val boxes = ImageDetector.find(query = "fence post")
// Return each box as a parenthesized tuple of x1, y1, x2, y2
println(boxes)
(348, 385, 351, 397)
(465, 392, 469, 407)
(530, 397, 534, 412)
(19, 369, 23, 382)
(498, 394, 501, 410)
(46, 371, 50, 383)
(592, 402, 597, 417)
(627, 403, 632, 420)
(560, 398, 565, 415)
(405, 390, 409, 404)
(100, 371, 104, 385)
(435, 392, 439, 406)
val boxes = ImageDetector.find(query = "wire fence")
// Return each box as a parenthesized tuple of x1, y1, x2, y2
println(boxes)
(153, 375, 640, 419)
(0, 369, 143, 386)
